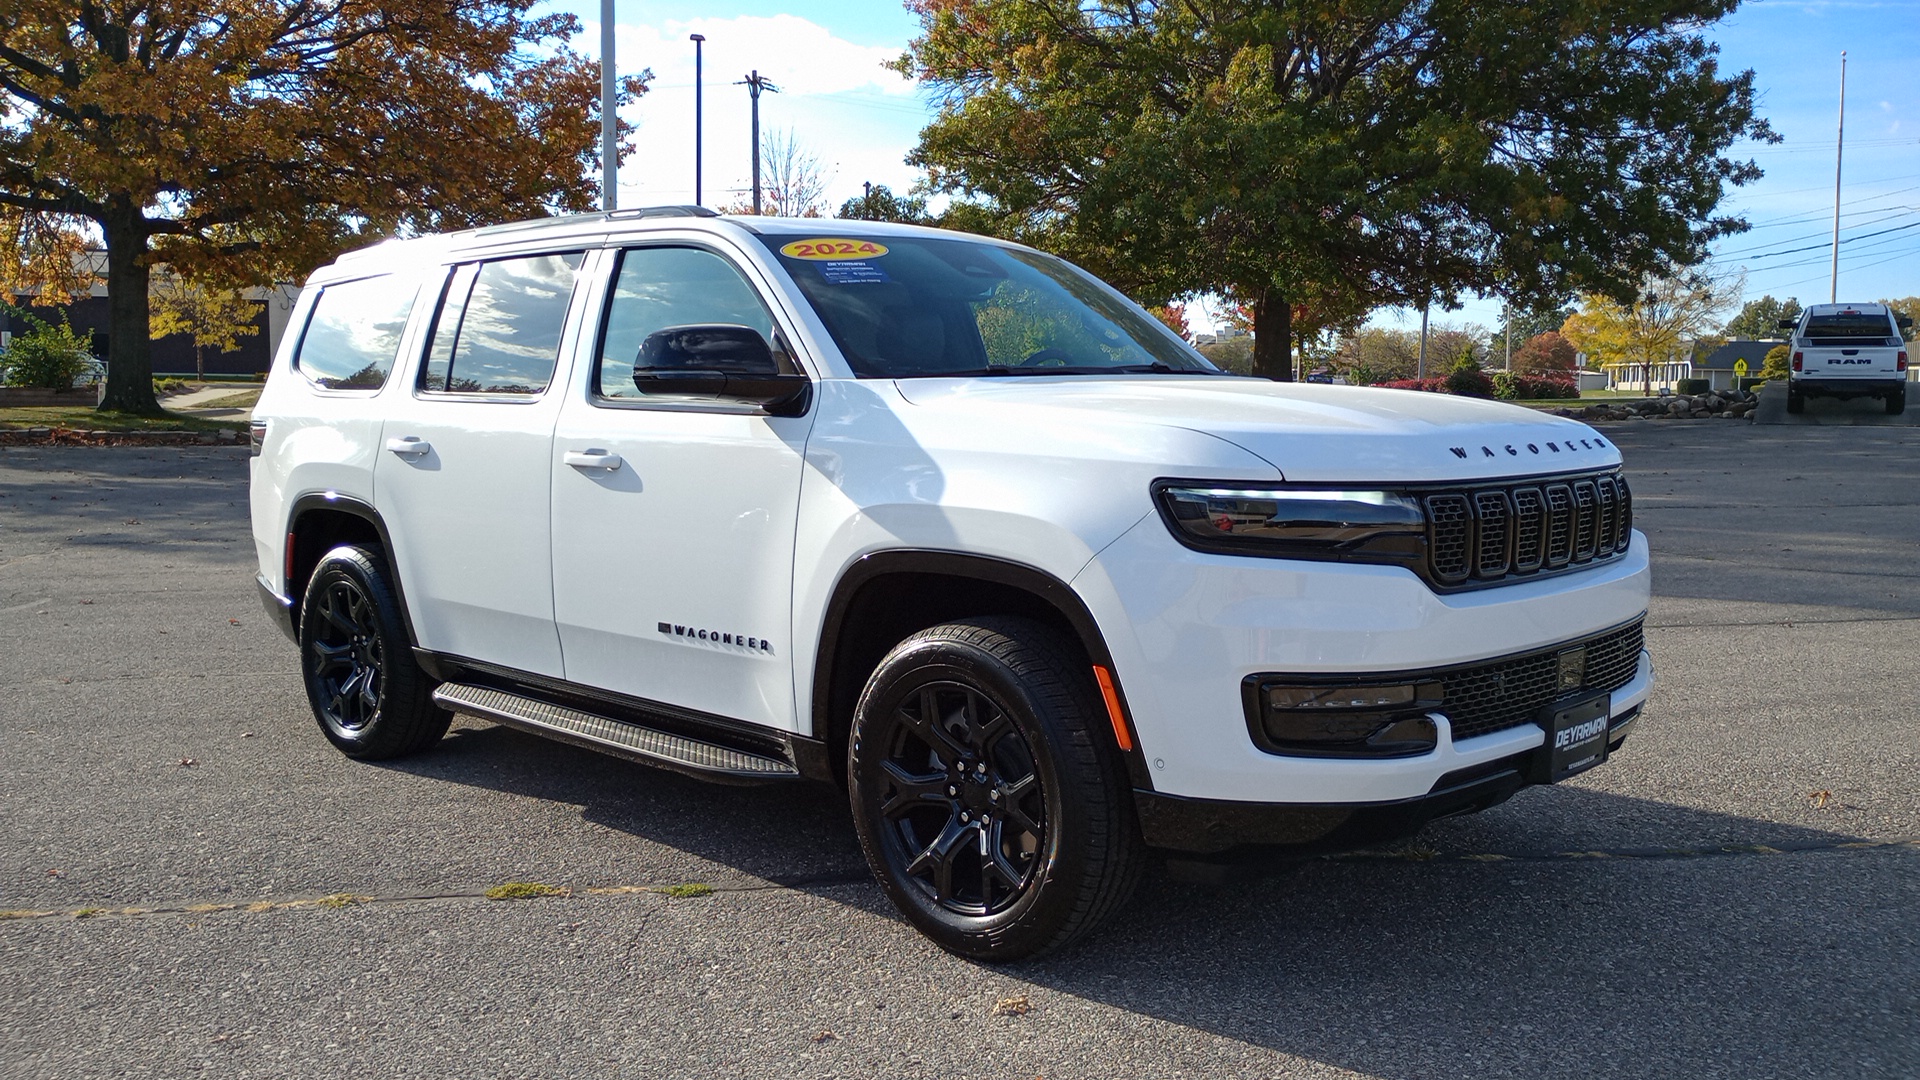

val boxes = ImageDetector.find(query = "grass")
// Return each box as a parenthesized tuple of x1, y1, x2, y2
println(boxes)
(484, 881, 570, 901)
(0, 406, 241, 433)
(655, 883, 714, 899)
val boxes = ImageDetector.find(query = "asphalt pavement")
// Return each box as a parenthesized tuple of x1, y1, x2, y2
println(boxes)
(2, 424, 1917, 1079)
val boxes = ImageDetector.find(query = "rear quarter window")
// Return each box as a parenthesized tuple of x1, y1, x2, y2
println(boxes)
(294, 274, 418, 390)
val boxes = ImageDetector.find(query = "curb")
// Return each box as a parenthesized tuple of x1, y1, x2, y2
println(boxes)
(0, 426, 246, 447)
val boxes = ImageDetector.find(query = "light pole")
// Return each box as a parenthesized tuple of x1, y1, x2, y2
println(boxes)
(600, 0, 616, 210)
(689, 34, 705, 206)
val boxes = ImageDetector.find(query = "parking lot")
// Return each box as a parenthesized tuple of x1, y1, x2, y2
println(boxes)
(3, 421, 1917, 1079)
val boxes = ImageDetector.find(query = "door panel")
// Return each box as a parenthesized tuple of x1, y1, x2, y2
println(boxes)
(551, 245, 813, 730)
(374, 252, 592, 677)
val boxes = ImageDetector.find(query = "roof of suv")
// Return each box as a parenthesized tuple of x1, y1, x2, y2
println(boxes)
(327, 206, 1005, 270)
(1802, 302, 1895, 318)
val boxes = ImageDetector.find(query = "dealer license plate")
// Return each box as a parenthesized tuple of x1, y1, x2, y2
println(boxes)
(1542, 692, 1611, 782)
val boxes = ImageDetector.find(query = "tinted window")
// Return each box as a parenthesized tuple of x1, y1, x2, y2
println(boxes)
(596, 247, 791, 400)
(421, 253, 583, 395)
(755, 234, 1214, 378)
(295, 275, 416, 390)
(1802, 313, 1899, 346)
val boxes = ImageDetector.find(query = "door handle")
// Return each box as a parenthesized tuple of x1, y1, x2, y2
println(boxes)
(386, 436, 431, 456)
(564, 449, 623, 471)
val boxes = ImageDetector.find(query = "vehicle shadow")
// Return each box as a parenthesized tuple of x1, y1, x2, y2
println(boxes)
(388, 720, 1914, 1078)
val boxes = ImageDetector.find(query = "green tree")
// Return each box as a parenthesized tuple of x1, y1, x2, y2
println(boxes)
(898, 0, 1772, 380)
(0, 315, 94, 388)
(149, 276, 260, 381)
(839, 184, 931, 224)
(1, 1, 650, 414)
(1724, 295, 1800, 340)
(1878, 296, 1919, 342)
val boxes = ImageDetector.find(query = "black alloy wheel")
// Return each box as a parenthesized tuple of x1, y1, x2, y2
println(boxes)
(849, 618, 1142, 961)
(299, 544, 450, 759)
(874, 681, 1047, 917)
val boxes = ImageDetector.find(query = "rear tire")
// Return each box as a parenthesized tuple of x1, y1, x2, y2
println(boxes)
(847, 617, 1143, 961)
(298, 544, 450, 760)
(1786, 387, 1805, 414)
(1888, 387, 1906, 415)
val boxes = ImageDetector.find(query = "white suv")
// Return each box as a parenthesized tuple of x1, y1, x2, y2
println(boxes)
(249, 209, 1653, 959)
(1781, 302, 1913, 414)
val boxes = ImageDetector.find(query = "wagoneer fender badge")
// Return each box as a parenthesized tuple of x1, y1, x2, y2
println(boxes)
(658, 622, 774, 653)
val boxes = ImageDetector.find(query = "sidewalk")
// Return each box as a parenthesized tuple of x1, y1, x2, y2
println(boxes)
(163, 384, 256, 423)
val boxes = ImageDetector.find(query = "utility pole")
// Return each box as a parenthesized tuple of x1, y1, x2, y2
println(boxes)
(599, 0, 616, 210)
(1831, 51, 1847, 303)
(737, 71, 779, 214)
(689, 34, 705, 206)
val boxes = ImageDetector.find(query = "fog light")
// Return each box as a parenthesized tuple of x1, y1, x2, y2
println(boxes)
(1245, 678, 1443, 758)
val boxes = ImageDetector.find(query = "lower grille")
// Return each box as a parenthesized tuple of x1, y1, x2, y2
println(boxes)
(1440, 620, 1645, 741)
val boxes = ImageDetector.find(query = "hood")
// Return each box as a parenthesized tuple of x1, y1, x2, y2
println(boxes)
(893, 377, 1620, 482)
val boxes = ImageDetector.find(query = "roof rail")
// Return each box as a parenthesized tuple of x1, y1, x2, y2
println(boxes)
(606, 205, 720, 220)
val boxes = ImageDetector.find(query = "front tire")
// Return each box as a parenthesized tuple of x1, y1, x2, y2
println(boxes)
(848, 618, 1143, 961)
(298, 544, 450, 760)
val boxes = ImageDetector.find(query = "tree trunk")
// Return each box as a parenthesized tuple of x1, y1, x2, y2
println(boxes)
(97, 204, 162, 414)
(1251, 291, 1294, 381)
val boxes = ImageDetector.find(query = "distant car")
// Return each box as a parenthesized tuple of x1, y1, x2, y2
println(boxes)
(1780, 303, 1911, 415)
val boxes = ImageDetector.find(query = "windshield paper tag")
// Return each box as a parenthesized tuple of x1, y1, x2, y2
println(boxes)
(781, 239, 889, 261)
(817, 261, 890, 285)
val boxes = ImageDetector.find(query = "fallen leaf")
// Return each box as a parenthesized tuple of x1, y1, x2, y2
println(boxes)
(228, 618, 240, 625)
(992, 994, 1032, 1017)
(1808, 790, 1832, 810)
(177, 758, 198, 767)
(811, 1030, 837, 1044)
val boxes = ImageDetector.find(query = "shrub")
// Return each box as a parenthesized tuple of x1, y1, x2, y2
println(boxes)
(1675, 377, 1710, 395)
(1443, 355, 1495, 398)
(1759, 344, 1792, 383)
(0, 319, 96, 389)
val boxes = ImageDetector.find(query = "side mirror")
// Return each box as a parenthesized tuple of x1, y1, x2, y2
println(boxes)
(1898, 315, 1914, 331)
(632, 324, 810, 416)
(1776, 318, 1798, 331)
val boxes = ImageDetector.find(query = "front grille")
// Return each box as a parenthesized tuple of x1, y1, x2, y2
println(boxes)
(1439, 620, 1645, 741)
(1424, 469, 1631, 588)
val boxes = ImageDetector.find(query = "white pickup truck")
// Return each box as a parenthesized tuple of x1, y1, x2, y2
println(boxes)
(1781, 303, 1913, 414)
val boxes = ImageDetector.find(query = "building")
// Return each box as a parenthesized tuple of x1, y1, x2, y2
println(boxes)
(2, 251, 301, 377)
(1600, 338, 1784, 393)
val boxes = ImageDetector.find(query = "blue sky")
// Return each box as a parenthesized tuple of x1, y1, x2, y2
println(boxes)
(557, 0, 1920, 334)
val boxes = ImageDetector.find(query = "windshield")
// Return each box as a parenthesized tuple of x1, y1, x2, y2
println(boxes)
(754, 232, 1222, 378)
(1803, 313, 1899, 346)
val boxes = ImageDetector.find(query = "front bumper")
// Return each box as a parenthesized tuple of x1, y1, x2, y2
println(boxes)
(1136, 704, 1643, 854)
(257, 574, 298, 644)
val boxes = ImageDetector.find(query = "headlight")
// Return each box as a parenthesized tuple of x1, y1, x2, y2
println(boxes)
(1154, 484, 1426, 563)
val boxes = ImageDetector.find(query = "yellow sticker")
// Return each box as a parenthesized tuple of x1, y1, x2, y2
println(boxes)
(780, 239, 889, 261)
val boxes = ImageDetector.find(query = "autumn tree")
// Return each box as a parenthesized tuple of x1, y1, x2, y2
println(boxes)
(1511, 331, 1579, 376)
(1724, 295, 1800, 340)
(898, 0, 1772, 380)
(1561, 269, 1742, 377)
(838, 184, 931, 224)
(149, 274, 260, 380)
(1, 1, 649, 413)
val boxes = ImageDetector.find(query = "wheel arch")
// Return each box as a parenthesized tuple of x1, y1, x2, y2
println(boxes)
(285, 494, 418, 647)
(809, 550, 1149, 788)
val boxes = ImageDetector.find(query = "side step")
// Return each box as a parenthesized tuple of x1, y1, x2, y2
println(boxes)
(432, 682, 800, 783)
